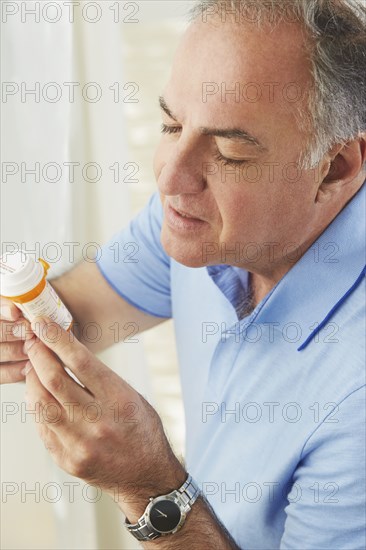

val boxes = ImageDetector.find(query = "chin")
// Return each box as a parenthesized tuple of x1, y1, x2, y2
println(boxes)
(173, 255, 207, 268)
(161, 232, 209, 268)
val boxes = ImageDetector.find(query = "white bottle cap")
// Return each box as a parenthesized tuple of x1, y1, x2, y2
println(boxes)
(0, 251, 45, 298)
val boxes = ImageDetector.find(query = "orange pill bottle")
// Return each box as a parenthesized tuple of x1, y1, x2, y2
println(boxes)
(0, 250, 73, 330)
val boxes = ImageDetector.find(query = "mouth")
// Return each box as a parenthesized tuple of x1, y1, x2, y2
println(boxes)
(172, 206, 204, 221)
(164, 202, 208, 232)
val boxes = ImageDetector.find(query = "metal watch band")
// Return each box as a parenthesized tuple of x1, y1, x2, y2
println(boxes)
(126, 515, 160, 542)
(125, 474, 200, 542)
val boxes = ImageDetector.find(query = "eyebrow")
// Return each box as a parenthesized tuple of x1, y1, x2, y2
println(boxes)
(158, 96, 266, 151)
(159, 96, 178, 121)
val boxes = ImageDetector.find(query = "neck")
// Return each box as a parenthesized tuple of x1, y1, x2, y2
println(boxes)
(249, 272, 278, 308)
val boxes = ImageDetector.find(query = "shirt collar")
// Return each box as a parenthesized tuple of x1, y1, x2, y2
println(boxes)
(207, 182, 366, 350)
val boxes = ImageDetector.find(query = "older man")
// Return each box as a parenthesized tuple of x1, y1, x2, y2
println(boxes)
(1, 0, 365, 548)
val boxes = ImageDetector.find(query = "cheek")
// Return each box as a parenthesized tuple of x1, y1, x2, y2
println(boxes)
(214, 189, 249, 229)
(216, 188, 272, 244)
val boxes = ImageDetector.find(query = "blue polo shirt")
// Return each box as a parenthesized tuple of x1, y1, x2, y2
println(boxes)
(97, 183, 366, 549)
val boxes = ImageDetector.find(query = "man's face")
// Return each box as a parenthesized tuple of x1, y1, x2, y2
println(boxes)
(154, 17, 323, 273)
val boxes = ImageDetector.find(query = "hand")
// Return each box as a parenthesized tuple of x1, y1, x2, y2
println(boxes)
(24, 316, 186, 519)
(0, 297, 34, 384)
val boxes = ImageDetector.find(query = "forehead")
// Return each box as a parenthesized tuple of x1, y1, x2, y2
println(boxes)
(164, 18, 312, 132)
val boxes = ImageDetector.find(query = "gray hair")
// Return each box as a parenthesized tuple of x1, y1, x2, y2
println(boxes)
(187, 0, 366, 169)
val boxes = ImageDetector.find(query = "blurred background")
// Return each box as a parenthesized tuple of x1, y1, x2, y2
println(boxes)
(1, 1, 193, 548)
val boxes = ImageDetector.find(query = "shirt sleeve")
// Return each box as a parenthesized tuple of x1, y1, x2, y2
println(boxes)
(96, 192, 172, 318)
(280, 385, 366, 550)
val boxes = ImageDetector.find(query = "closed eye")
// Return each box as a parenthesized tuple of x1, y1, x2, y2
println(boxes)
(161, 124, 249, 167)
(213, 151, 249, 167)
(161, 123, 182, 135)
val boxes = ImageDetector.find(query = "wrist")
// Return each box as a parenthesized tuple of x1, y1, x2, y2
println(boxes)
(124, 473, 201, 543)
(112, 459, 188, 522)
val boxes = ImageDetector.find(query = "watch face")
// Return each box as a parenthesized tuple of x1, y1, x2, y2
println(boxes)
(149, 499, 182, 533)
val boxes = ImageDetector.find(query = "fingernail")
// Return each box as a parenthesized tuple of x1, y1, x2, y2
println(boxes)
(23, 337, 37, 353)
(12, 323, 26, 338)
(21, 361, 33, 376)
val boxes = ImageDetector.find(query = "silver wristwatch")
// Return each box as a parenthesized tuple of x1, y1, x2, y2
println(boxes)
(125, 474, 200, 541)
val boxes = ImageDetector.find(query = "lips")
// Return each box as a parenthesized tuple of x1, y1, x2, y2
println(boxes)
(170, 205, 204, 221)
(164, 202, 208, 232)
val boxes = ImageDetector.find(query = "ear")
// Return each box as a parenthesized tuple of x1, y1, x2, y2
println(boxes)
(316, 135, 366, 203)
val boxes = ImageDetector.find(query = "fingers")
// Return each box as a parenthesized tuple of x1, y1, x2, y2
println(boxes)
(25, 362, 91, 442)
(0, 341, 28, 362)
(0, 318, 32, 385)
(25, 336, 93, 405)
(0, 298, 22, 322)
(31, 317, 106, 393)
(0, 298, 32, 341)
(0, 361, 28, 384)
(25, 367, 67, 430)
(0, 318, 32, 343)
(1, 320, 24, 343)
(11, 319, 34, 340)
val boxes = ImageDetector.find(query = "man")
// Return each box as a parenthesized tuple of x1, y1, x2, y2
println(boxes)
(1, 0, 365, 548)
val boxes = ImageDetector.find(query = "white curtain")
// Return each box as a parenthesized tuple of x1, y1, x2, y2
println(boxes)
(1, 2, 147, 548)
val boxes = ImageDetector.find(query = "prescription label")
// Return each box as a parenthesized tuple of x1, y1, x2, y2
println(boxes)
(17, 282, 73, 330)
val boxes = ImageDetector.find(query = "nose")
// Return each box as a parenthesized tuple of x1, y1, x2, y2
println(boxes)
(157, 137, 207, 196)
